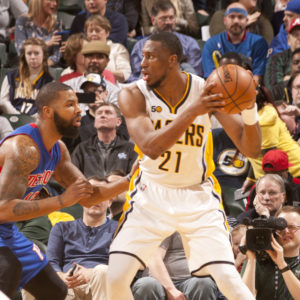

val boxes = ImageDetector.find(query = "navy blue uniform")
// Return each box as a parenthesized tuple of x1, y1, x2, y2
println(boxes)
(0, 123, 61, 289)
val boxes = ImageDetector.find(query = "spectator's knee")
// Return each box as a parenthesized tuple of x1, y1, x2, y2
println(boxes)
(132, 277, 165, 300)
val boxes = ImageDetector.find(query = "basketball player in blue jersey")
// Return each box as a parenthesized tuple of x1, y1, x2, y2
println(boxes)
(0, 82, 135, 299)
(106, 32, 261, 300)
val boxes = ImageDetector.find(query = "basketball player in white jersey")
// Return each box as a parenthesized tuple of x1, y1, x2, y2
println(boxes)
(106, 32, 261, 300)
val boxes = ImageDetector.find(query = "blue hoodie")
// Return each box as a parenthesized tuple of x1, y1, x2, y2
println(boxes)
(268, 23, 289, 58)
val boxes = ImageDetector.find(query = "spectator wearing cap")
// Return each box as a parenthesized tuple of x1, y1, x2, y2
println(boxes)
(238, 150, 300, 224)
(71, 101, 137, 178)
(268, 0, 300, 58)
(202, 2, 268, 83)
(264, 18, 300, 93)
(61, 40, 120, 112)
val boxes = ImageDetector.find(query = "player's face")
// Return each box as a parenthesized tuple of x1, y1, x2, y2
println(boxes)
(152, 9, 176, 32)
(53, 90, 82, 138)
(86, 24, 109, 41)
(256, 178, 285, 216)
(94, 105, 121, 131)
(291, 74, 300, 108)
(85, 0, 106, 14)
(276, 212, 300, 254)
(224, 11, 248, 36)
(141, 40, 171, 88)
(25, 45, 44, 70)
(84, 53, 109, 74)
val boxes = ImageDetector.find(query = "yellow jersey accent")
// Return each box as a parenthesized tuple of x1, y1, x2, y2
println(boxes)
(135, 74, 216, 188)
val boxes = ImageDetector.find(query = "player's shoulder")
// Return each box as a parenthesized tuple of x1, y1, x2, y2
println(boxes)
(119, 82, 143, 99)
(0, 134, 40, 172)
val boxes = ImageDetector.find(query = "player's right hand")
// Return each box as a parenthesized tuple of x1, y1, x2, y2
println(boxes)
(60, 178, 93, 207)
(192, 81, 225, 115)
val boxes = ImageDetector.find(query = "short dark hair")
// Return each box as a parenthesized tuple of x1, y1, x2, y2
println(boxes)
(36, 82, 72, 114)
(96, 101, 122, 118)
(148, 31, 183, 63)
(151, 0, 176, 16)
(220, 52, 243, 66)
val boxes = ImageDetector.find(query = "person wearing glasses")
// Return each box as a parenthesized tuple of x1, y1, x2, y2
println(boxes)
(242, 205, 300, 300)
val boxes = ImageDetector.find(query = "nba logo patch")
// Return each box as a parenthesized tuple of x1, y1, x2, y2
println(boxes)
(140, 183, 147, 192)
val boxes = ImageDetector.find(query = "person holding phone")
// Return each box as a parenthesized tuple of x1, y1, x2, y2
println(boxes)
(14, 0, 64, 66)
(45, 177, 118, 300)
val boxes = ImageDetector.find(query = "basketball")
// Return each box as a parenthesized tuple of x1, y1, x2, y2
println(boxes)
(207, 64, 257, 114)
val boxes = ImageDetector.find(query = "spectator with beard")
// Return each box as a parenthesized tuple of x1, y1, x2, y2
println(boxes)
(128, 0, 202, 82)
(61, 40, 120, 116)
(71, 102, 137, 178)
(0, 82, 136, 299)
(202, 2, 268, 83)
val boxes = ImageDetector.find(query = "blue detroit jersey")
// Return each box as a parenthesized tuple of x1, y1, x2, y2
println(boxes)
(0, 123, 61, 201)
(0, 123, 62, 288)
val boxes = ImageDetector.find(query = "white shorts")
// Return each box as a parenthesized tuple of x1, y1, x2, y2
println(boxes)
(110, 173, 235, 275)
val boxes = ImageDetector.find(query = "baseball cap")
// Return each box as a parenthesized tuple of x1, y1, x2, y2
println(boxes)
(288, 18, 300, 33)
(262, 149, 293, 172)
(80, 73, 106, 90)
(81, 40, 110, 56)
(286, 0, 300, 14)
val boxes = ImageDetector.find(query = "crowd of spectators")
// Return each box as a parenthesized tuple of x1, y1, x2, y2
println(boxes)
(2, 0, 300, 299)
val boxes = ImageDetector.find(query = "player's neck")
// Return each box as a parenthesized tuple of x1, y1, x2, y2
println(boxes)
(154, 71, 187, 107)
(36, 119, 62, 151)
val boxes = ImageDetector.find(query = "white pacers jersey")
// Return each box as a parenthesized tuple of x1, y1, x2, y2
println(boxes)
(136, 73, 216, 188)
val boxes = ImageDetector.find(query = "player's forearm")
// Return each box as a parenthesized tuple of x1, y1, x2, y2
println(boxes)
(80, 177, 129, 207)
(0, 196, 63, 222)
(133, 108, 198, 159)
(240, 123, 261, 158)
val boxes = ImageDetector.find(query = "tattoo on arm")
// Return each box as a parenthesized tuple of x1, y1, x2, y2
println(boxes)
(12, 201, 39, 216)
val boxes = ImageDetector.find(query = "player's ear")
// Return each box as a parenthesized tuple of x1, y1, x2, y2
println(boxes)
(42, 105, 54, 119)
(168, 54, 178, 65)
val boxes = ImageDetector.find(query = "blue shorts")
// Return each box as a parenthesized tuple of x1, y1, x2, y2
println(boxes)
(0, 223, 48, 289)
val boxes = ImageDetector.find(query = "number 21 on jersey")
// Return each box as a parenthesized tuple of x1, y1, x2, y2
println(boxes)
(158, 151, 182, 173)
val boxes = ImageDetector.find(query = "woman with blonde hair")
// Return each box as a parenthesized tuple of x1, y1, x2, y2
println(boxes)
(14, 0, 64, 66)
(85, 14, 131, 83)
(0, 37, 53, 116)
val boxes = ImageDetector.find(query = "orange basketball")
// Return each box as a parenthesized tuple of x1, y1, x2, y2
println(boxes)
(207, 64, 257, 114)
